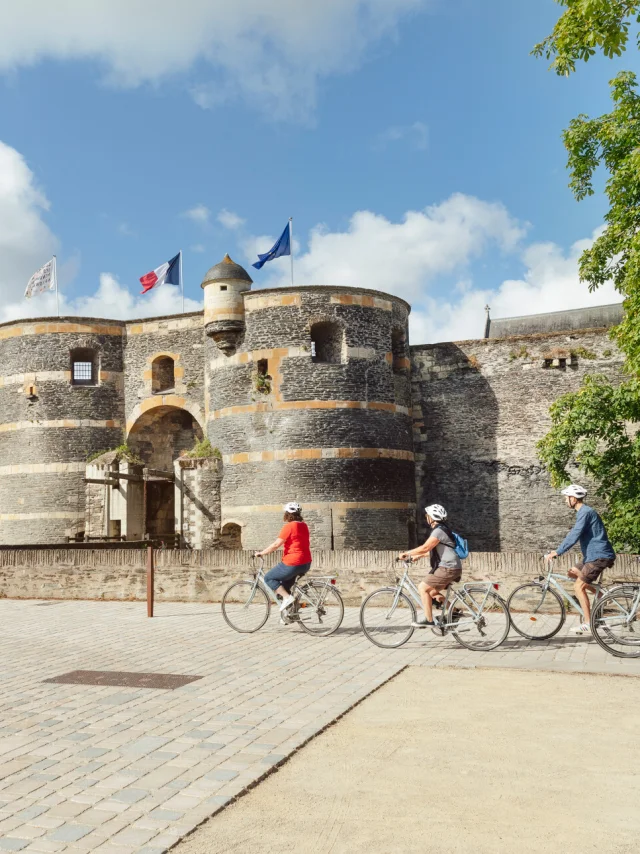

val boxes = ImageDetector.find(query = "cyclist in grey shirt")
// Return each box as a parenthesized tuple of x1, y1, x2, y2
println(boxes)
(399, 504, 462, 628)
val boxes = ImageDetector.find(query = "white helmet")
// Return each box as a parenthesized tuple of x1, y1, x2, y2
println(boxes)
(284, 501, 302, 513)
(425, 504, 447, 521)
(561, 484, 587, 499)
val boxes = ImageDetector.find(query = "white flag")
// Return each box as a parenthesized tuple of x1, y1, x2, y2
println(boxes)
(25, 258, 55, 299)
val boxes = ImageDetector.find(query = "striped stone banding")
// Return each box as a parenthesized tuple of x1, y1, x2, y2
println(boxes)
(0, 419, 121, 433)
(0, 371, 123, 388)
(223, 501, 416, 514)
(330, 294, 393, 311)
(209, 400, 410, 420)
(0, 322, 123, 340)
(209, 346, 308, 370)
(126, 316, 203, 335)
(0, 511, 81, 522)
(222, 448, 415, 465)
(245, 294, 302, 312)
(0, 462, 87, 476)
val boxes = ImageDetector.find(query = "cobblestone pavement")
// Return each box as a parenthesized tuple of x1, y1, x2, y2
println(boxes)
(1, 598, 639, 853)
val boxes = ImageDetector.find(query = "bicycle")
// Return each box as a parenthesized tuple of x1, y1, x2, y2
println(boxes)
(591, 583, 640, 658)
(508, 557, 611, 641)
(221, 555, 344, 636)
(359, 558, 510, 651)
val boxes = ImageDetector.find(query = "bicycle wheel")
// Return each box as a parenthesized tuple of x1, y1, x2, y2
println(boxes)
(591, 587, 640, 658)
(360, 588, 416, 649)
(296, 582, 344, 636)
(221, 581, 270, 633)
(508, 582, 566, 640)
(450, 586, 510, 651)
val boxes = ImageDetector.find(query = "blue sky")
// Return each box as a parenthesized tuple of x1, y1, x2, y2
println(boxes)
(0, 0, 633, 341)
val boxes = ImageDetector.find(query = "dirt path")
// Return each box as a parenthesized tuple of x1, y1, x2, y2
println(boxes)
(176, 667, 640, 854)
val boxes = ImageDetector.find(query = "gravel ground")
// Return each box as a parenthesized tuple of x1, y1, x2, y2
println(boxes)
(176, 666, 640, 854)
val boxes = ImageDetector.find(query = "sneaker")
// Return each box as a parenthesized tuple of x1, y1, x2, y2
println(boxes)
(279, 595, 295, 612)
(573, 623, 591, 635)
(411, 616, 435, 628)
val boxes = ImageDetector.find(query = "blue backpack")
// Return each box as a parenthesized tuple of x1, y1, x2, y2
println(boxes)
(450, 531, 469, 560)
(438, 525, 469, 560)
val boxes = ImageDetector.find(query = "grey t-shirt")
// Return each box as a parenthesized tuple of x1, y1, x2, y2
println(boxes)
(431, 526, 462, 571)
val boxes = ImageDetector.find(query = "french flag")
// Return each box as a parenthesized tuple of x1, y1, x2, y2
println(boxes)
(140, 252, 181, 294)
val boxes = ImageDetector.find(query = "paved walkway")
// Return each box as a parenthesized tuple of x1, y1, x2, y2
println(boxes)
(1, 599, 639, 854)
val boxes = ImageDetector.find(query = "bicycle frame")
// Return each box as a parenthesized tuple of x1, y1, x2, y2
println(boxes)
(247, 557, 338, 615)
(537, 560, 606, 619)
(390, 560, 496, 633)
(596, 585, 640, 629)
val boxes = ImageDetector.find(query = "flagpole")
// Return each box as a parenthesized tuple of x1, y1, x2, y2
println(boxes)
(289, 217, 293, 286)
(53, 255, 59, 317)
(180, 249, 184, 313)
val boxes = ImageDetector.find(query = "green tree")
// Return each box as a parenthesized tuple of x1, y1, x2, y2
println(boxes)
(533, 47, 640, 547)
(533, 1, 640, 75)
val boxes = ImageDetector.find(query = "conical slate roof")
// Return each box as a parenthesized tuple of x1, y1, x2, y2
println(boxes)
(201, 254, 253, 288)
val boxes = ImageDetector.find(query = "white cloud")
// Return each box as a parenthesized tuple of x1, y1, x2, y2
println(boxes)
(117, 221, 136, 237)
(256, 194, 527, 303)
(181, 204, 210, 224)
(252, 194, 620, 344)
(410, 232, 620, 344)
(190, 243, 206, 253)
(0, 0, 427, 119)
(0, 140, 57, 313)
(374, 121, 428, 151)
(71, 273, 201, 320)
(0, 143, 620, 338)
(217, 209, 245, 230)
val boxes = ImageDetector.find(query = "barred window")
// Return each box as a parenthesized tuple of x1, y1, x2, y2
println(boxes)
(70, 348, 97, 386)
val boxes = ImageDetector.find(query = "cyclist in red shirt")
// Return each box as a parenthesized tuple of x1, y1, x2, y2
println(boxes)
(255, 502, 312, 613)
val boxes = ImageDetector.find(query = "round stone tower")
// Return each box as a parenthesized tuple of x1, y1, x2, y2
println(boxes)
(0, 317, 125, 544)
(202, 254, 253, 354)
(205, 280, 415, 550)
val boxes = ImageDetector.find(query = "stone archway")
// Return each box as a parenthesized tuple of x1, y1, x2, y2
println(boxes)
(127, 405, 204, 541)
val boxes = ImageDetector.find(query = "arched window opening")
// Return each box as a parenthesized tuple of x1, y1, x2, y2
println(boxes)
(70, 348, 97, 386)
(220, 522, 242, 549)
(152, 356, 175, 394)
(310, 321, 344, 364)
(391, 328, 407, 374)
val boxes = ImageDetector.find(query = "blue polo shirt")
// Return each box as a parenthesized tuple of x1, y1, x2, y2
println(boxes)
(556, 504, 615, 562)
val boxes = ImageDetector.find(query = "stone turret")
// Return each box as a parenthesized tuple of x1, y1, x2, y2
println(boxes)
(201, 254, 253, 354)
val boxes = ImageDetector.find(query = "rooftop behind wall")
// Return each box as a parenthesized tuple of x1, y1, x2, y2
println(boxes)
(486, 303, 623, 339)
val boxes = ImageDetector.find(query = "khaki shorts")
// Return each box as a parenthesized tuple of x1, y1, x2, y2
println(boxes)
(425, 566, 462, 590)
(575, 558, 615, 585)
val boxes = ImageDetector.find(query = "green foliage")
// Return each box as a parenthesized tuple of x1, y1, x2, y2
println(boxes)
(86, 444, 143, 465)
(604, 348, 613, 356)
(571, 346, 597, 360)
(253, 373, 272, 394)
(537, 375, 640, 550)
(531, 33, 640, 547)
(509, 345, 530, 361)
(183, 437, 221, 460)
(532, 1, 640, 76)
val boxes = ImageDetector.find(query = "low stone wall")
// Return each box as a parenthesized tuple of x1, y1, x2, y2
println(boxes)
(1, 548, 639, 605)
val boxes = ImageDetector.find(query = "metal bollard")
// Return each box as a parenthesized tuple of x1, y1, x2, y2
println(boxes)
(146, 545, 154, 618)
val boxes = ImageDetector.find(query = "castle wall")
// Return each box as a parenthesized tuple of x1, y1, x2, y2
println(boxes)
(123, 313, 205, 435)
(0, 319, 125, 544)
(411, 328, 625, 552)
(1, 547, 639, 604)
(206, 287, 415, 551)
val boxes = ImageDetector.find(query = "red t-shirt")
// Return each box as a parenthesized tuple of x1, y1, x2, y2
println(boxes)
(278, 521, 312, 566)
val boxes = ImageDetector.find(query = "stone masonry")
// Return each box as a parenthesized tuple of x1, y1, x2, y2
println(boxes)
(0, 253, 626, 552)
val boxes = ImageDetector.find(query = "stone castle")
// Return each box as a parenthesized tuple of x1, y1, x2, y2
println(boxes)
(0, 254, 624, 552)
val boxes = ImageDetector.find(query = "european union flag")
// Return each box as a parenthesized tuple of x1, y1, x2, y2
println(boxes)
(252, 221, 291, 269)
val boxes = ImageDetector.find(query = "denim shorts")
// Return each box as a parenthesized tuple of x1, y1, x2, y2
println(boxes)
(264, 561, 311, 592)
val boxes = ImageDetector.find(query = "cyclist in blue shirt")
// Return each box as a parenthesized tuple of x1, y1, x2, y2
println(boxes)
(545, 484, 615, 635)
